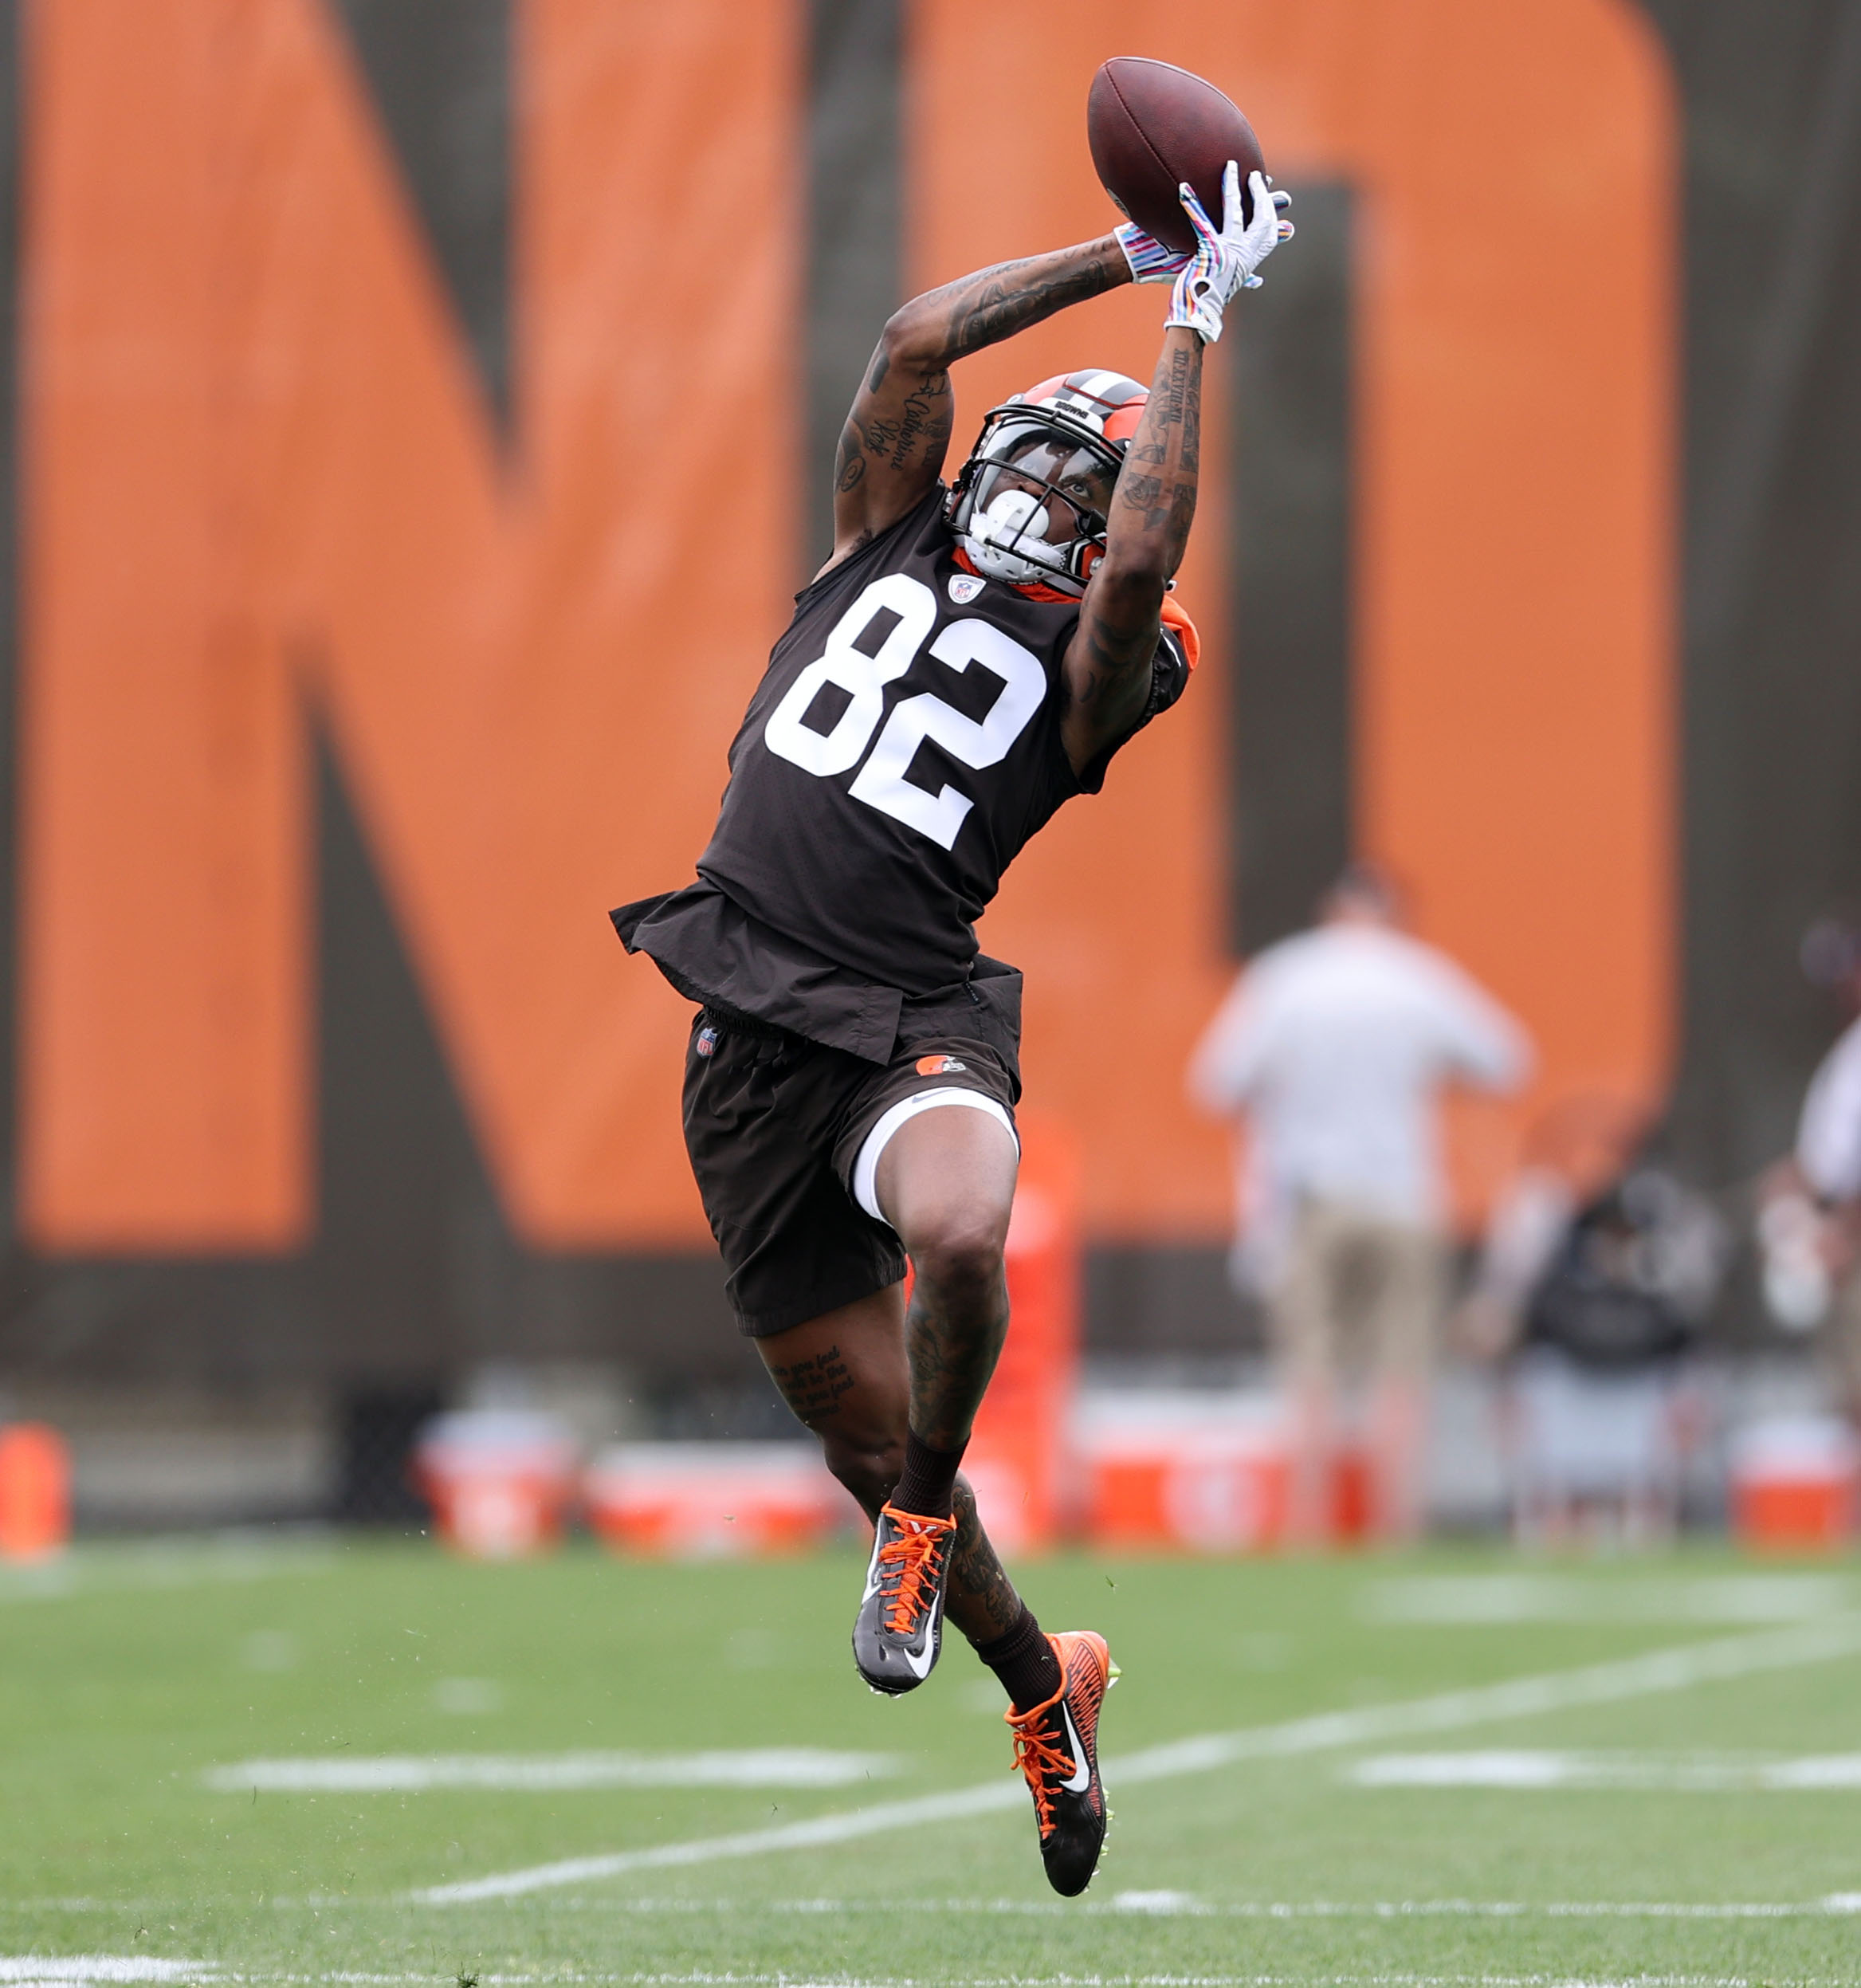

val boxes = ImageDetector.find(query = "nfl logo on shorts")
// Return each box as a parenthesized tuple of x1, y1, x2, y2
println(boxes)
(696, 1025, 719, 1058)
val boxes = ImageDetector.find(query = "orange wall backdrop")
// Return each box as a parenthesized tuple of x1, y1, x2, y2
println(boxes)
(21, 0, 1674, 1256)
(22, 0, 799, 1249)
(912, 0, 1677, 1238)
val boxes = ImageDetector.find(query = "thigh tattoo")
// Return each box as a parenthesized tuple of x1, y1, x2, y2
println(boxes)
(767, 1342, 857, 1423)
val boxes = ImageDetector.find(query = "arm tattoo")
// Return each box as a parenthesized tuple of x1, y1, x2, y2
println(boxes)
(829, 236, 1125, 561)
(834, 440, 867, 494)
(1062, 332, 1204, 763)
(947, 260, 1119, 356)
(887, 369, 952, 472)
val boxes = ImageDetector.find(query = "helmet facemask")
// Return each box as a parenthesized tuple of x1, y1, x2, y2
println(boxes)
(947, 409, 1124, 597)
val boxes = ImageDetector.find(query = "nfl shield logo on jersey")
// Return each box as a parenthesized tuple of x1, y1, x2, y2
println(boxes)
(947, 572, 985, 606)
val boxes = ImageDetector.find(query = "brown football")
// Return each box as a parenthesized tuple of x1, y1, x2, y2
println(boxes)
(1087, 57, 1265, 255)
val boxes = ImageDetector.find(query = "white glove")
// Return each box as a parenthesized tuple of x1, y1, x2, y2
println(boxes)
(1113, 221, 1190, 285)
(1164, 165, 1292, 344)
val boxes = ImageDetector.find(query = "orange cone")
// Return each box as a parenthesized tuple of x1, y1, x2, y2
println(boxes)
(0, 1424, 73, 1560)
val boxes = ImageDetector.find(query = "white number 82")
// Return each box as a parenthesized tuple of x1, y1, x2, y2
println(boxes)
(761, 573, 1047, 852)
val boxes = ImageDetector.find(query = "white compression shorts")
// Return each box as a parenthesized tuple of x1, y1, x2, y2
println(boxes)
(850, 1087, 1019, 1225)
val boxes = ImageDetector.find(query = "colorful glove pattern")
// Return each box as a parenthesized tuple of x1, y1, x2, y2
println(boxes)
(1113, 221, 1191, 285)
(1164, 164, 1293, 345)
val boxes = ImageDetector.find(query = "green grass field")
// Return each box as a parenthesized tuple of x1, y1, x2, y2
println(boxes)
(5, 1536, 1861, 1987)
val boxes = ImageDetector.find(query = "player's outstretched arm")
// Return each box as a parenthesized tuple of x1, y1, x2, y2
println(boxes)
(1060, 166, 1288, 775)
(822, 237, 1132, 577)
(1059, 325, 1203, 774)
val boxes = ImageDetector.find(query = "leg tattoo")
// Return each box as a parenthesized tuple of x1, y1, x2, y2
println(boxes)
(944, 1474, 1024, 1644)
(905, 1263, 1011, 1449)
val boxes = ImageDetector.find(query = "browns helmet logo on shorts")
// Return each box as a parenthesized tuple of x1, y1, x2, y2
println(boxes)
(915, 1053, 968, 1076)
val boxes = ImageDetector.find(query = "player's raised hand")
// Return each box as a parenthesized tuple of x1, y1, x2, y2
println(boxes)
(1113, 219, 1191, 284)
(1164, 164, 1292, 344)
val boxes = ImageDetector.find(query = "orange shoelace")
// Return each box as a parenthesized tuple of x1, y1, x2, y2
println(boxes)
(1007, 1710, 1075, 1838)
(877, 1514, 952, 1636)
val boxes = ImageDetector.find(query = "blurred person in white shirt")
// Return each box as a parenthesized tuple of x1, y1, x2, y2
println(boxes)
(1189, 865, 1532, 1542)
(1757, 914, 1861, 1416)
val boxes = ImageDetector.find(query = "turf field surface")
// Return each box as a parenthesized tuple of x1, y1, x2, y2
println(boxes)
(4, 1538, 1861, 1986)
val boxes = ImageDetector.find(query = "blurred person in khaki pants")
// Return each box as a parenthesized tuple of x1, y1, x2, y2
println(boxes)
(1189, 866, 1532, 1542)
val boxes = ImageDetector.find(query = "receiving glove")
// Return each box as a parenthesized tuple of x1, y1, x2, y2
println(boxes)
(1164, 164, 1293, 344)
(1114, 220, 1191, 285)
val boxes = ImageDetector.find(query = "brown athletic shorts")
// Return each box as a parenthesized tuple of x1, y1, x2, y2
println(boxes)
(681, 1011, 1019, 1338)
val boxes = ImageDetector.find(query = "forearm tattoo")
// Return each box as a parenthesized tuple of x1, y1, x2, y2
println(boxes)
(1068, 336, 1204, 734)
(937, 241, 1125, 359)
(830, 238, 1125, 549)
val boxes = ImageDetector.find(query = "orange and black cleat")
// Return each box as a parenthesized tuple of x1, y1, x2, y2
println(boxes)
(851, 1503, 956, 1695)
(1006, 1629, 1117, 1896)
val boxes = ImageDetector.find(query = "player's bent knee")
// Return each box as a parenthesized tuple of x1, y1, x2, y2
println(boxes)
(818, 1430, 902, 1517)
(909, 1213, 1008, 1306)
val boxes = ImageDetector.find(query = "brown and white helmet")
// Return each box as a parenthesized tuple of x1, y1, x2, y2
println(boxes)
(944, 369, 1148, 596)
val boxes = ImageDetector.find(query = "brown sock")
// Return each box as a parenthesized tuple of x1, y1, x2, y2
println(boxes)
(889, 1429, 964, 1520)
(976, 1603, 1062, 1712)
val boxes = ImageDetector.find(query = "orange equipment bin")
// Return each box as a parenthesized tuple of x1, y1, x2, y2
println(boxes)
(0, 1422, 72, 1561)
(584, 1442, 850, 1559)
(411, 1411, 579, 1561)
(1729, 1417, 1859, 1551)
(962, 1109, 1082, 1555)
(1076, 1397, 1369, 1554)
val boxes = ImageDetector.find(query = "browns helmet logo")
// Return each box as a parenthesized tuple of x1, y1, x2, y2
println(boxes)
(915, 1053, 968, 1076)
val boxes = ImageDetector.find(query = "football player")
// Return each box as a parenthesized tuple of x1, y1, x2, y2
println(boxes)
(614, 163, 1290, 1895)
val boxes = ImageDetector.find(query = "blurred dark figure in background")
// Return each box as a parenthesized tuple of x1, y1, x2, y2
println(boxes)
(1756, 914, 1861, 1418)
(1463, 1098, 1726, 1545)
(1189, 865, 1531, 1543)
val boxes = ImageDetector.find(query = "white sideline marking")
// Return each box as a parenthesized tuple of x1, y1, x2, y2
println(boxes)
(202, 1750, 897, 1793)
(179, 1970, 1861, 1988)
(0, 1538, 331, 1606)
(1363, 1574, 1858, 1625)
(1348, 1750, 1861, 1790)
(0, 1965, 214, 1983)
(412, 1612, 1861, 1904)
(514, 1891, 1861, 1919)
(6, 1971, 1846, 1988)
(3, 1962, 1854, 1988)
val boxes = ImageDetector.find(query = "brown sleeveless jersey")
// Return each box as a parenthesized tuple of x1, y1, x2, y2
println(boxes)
(701, 489, 1187, 991)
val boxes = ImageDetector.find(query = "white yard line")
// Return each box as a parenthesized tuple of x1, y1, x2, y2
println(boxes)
(1345, 1749, 1861, 1790)
(446, 1892, 1861, 1919)
(412, 1613, 1861, 1904)
(1361, 1573, 1859, 1625)
(3, 1972, 1847, 1988)
(0, 1965, 212, 1982)
(2, 1959, 1852, 1988)
(0, 1538, 332, 1606)
(202, 1750, 898, 1793)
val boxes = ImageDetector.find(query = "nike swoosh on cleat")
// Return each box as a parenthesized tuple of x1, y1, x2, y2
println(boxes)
(899, 1594, 942, 1680)
(1058, 1701, 1092, 1793)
